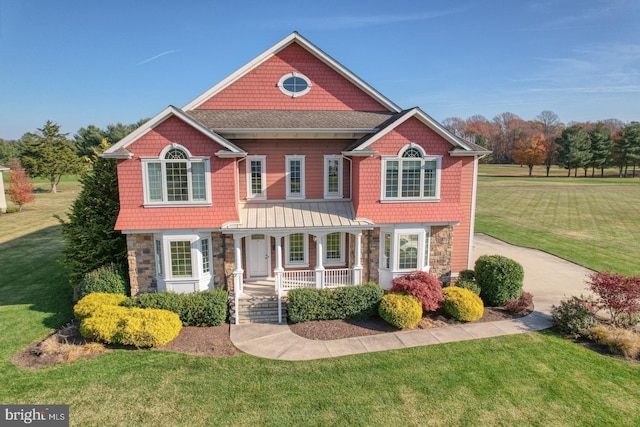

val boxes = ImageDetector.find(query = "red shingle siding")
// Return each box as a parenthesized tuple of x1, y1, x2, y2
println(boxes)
(235, 139, 351, 200)
(115, 116, 239, 231)
(196, 43, 389, 111)
(451, 157, 474, 272)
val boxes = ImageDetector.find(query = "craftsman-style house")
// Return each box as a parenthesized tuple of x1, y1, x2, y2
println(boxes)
(103, 32, 489, 322)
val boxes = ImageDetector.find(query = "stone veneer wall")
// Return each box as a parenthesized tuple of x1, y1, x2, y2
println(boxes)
(212, 232, 236, 290)
(358, 229, 379, 284)
(126, 233, 157, 296)
(429, 225, 453, 284)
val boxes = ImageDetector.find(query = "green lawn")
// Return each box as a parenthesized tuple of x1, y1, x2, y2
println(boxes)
(475, 172, 640, 275)
(1, 176, 640, 426)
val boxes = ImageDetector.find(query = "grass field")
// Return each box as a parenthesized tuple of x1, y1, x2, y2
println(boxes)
(1, 175, 640, 426)
(476, 166, 640, 275)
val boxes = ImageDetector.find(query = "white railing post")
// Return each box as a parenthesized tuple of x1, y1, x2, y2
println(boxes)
(315, 233, 325, 289)
(353, 231, 363, 285)
(233, 235, 244, 325)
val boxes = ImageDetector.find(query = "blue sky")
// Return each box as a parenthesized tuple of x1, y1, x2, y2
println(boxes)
(1, 0, 639, 140)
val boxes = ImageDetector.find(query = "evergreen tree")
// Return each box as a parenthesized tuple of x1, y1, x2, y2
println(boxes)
(555, 125, 591, 177)
(617, 123, 640, 177)
(57, 140, 127, 286)
(588, 123, 612, 177)
(20, 121, 82, 192)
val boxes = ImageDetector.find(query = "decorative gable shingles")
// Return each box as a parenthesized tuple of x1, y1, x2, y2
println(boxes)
(196, 43, 390, 111)
(115, 116, 238, 231)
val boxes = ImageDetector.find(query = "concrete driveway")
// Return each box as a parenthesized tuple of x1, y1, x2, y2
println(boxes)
(473, 234, 594, 314)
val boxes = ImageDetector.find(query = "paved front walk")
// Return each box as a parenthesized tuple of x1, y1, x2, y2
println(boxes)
(230, 234, 593, 361)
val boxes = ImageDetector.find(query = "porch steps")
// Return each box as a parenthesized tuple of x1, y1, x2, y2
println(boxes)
(229, 294, 288, 324)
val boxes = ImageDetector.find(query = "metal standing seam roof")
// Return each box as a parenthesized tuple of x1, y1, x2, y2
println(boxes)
(222, 200, 373, 232)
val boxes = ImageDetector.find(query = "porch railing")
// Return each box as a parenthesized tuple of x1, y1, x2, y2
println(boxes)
(280, 268, 355, 291)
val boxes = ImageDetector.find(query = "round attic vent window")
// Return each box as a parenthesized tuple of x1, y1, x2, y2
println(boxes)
(278, 72, 311, 97)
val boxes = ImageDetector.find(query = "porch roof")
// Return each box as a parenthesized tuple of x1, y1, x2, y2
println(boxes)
(222, 200, 373, 233)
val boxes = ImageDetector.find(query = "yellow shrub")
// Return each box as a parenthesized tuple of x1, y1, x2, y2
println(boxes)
(80, 305, 129, 343)
(589, 325, 640, 359)
(378, 293, 422, 329)
(77, 297, 182, 347)
(118, 308, 182, 347)
(443, 286, 484, 322)
(74, 292, 128, 320)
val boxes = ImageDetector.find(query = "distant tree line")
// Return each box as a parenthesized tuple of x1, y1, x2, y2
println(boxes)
(443, 111, 640, 177)
(0, 119, 146, 192)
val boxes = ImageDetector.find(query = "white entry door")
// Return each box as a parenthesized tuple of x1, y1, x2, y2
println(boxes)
(248, 234, 270, 278)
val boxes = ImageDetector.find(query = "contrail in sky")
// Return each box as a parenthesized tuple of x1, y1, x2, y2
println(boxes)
(137, 50, 177, 65)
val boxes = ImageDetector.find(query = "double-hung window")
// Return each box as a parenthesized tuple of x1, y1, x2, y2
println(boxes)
(286, 155, 305, 199)
(285, 233, 308, 267)
(246, 155, 266, 200)
(142, 145, 210, 206)
(382, 145, 441, 201)
(324, 155, 343, 198)
(324, 232, 344, 265)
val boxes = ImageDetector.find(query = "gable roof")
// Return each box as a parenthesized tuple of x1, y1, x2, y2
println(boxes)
(344, 107, 492, 156)
(102, 106, 245, 158)
(183, 32, 402, 113)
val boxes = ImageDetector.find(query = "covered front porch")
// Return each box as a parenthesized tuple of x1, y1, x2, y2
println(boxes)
(222, 200, 373, 324)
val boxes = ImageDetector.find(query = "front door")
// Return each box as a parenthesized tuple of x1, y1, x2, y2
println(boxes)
(248, 234, 270, 278)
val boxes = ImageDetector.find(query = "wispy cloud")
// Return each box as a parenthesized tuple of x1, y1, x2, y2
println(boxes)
(272, 8, 467, 30)
(137, 50, 178, 66)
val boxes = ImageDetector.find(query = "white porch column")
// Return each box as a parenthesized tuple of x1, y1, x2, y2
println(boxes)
(273, 235, 284, 323)
(233, 234, 244, 295)
(353, 231, 363, 285)
(0, 167, 8, 213)
(314, 233, 325, 289)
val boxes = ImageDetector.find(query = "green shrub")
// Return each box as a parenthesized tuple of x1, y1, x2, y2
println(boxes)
(588, 325, 640, 359)
(378, 293, 422, 329)
(126, 289, 228, 326)
(456, 278, 481, 295)
(442, 286, 484, 322)
(458, 269, 476, 281)
(287, 282, 384, 323)
(551, 295, 599, 339)
(475, 255, 524, 306)
(73, 263, 128, 302)
(73, 292, 128, 320)
(80, 305, 182, 347)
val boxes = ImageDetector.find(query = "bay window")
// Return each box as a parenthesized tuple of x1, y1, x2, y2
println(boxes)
(153, 232, 213, 293)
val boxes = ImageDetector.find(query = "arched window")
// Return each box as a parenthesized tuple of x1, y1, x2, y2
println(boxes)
(382, 144, 441, 201)
(142, 145, 211, 205)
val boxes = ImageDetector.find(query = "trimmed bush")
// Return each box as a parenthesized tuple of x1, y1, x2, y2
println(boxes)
(589, 325, 640, 359)
(378, 293, 422, 329)
(458, 269, 476, 281)
(551, 295, 599, 339)
(288, 282, 384, 323)
(456, 278, 481, 295)
(475, 255, 524, 306)
(125, 289, 228, 327)
(73, 292, 128, 320)
(505, 291, 533, 314)
(80, 305, 182, 347)
(79, 305, 128, 343)
(442, 286, 484, 322)
(390, 271, 444, 312)
(73, 263, 128, 302)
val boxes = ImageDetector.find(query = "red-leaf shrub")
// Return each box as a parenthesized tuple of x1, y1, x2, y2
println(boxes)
(505, 291, 533, 314)
(7, 159, 34, 211)
(390, 271, 444, 312)
(587, 271, 640, 327)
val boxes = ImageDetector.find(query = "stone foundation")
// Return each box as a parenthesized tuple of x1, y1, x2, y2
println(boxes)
(126, 233, 157, 295)
(429, 225, 453, 284)
(213, 232, 236, 290)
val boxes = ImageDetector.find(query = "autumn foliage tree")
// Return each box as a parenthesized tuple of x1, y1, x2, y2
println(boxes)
(512, 132, 547, 176)
(7, 159, 34, 211)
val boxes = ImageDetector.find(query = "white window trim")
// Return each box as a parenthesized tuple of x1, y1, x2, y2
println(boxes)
(380, 144, 442, 202)
(154, 232, 213, 280)
(285, 155, 306, 199)
(379, 226, 431, 273)
(246, 155, 267, 200)
(324, 155, 343, 199)
(285, 233, 309, 268)
(141, 144, 211, 207)
(324, 232, 345, 266)
(277, 72, 312, 98)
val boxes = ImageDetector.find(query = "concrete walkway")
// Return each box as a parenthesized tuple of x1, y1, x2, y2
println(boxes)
(230, 234, 593, 361)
